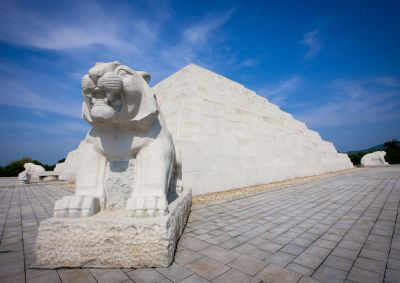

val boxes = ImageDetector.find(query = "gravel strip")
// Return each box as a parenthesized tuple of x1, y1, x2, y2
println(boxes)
(192, 168, 358, 206)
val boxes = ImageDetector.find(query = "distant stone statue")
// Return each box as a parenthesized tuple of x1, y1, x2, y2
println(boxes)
(53, 61, 175, 218)
(361, 151, 389, 167)
(18, 163, 45, 184)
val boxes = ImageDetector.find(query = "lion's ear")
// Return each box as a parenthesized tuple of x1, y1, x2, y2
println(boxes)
(137, 71, 151, 83)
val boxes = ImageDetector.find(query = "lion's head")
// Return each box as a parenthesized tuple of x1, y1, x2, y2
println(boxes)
(81, 61, 158, 129)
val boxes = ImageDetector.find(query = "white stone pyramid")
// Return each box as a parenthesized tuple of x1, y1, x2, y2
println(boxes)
(154, 64, 353, 195)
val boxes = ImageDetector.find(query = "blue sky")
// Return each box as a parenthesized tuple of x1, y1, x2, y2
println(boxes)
(0, 0, 399, 165)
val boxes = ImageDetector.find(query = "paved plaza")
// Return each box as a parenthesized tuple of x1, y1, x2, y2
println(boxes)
(0, 167, 399, 283)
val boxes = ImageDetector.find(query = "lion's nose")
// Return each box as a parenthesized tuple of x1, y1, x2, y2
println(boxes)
(88, 69, 104, 84)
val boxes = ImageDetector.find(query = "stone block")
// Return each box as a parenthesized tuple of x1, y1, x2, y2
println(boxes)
(31, 189, 191, 268)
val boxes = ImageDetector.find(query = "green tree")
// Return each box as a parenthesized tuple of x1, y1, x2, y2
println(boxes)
(0, 157, 32, 177)
(384, 139, 400, 164)
(348, 152, 365, 166)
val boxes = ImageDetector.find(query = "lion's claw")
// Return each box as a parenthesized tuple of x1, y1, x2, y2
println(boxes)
(53, 195, 100, 218)
(126, 196, 168, 217)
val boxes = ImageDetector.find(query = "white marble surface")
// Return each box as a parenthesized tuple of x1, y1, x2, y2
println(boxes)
(57, 142, 84, 182)
(154, 64, 354, 195)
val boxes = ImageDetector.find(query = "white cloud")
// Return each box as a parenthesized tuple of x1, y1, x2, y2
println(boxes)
(300, 29, 321, 60)
(0, 121, 88, 138)
(0, 2, 240, 83)
(239, 58, 261, 67)
(160, 10, 235, 70)
(0, 77, 82, 118)
(183, 10, 234, 44)
(258, 76, 302, 106)
(0, 3, 241, 128)
(0, 1, 161, 51)
(297, 76, 400, 128)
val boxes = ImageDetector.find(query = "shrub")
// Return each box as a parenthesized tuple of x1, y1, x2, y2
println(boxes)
(385, 139, 400, 164)
(0, 157, 33, 177)
(348, 152, 364, 166)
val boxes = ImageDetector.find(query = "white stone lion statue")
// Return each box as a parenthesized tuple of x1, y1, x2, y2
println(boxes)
(54, 62, 175, 218)
(18, 163, 45, 184)
(360, 151, 389, 167)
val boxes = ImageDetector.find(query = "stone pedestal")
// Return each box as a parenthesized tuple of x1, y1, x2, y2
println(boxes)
(31, 189, 191, 268)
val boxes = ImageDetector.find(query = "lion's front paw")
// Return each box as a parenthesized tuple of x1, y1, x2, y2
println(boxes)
(126, 196, 168, 217)
(53, 195, 100, 218)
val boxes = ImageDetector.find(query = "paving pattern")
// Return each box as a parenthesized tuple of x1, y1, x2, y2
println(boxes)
(0, 166, 399, 283)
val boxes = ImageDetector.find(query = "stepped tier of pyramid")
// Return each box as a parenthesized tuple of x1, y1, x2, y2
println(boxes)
(154, 64, 353, 196)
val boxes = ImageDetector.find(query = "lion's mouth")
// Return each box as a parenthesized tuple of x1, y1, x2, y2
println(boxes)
(89, 88, 122, 121)
(82, 71, 125, 122)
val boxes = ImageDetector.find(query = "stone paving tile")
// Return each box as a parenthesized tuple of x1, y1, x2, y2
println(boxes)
(304, 245, 332, 258)
(258, 240, 283, 253)
(293, 253, 324, 269)
(212, 268, 260, 283)
(359, 248, 388, 262)
(0, 256, 25, 280)
(384, 268, 400, 283)
(323, 255, 354, 272)
(347, 267, 384, 283)
(312, 238, 337, 250)
(264, 251, 295, 267)
(219, 235, 250, 249)
(178, 236, 211, 251)
(179, 274, 211, 283)
(126, 268, 168, 283)
(286, 263, 314, 276)
(255, 264, 302, 283)
(90, 269, 130, 283)
(364, 240, 391, 253)
(1, 167, 400, 283)
(198, 245, 240, 264)
(353, 256, 386, 274)
(58, 269, 97, 283)
(205, 234, 231, 245)
(185, 257, 230, 281)
(174, 249, 204, 266)
(156, 263, 193, 282)
(228, 255, 267, 276)
(26, 269, 61, 283)
(387, 257, 400, 270)
(1, 271, 25, 283)
(298, 276, 322, 283)
(232, 243, 272, 260)
(291, 237, 315, 247)
(330, 247, 359, 261)
(280, 243, 307, 256)
(312, 265, 347, 283)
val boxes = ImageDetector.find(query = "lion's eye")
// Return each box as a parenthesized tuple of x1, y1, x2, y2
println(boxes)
(117, 69, 130, 76)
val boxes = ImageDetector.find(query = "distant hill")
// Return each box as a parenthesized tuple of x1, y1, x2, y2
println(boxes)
(348, 143, 385, 154)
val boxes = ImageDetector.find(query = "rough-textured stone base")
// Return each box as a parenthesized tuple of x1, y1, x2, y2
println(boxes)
(31, 189, 191, 269)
